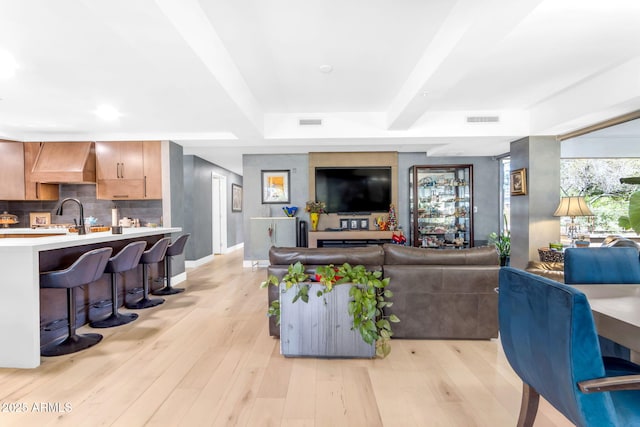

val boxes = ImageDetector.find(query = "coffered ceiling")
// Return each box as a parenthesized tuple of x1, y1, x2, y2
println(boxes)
(1, 0, 639, 174)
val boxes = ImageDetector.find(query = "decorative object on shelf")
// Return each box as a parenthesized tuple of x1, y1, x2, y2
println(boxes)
(0, 211, 18, 228)
(376, 216, 388, 231)
(489, 214, 511, 266)
(232, 183, 243, 212)
(510, 168, 527, 196)
(310, 213, 319, 231)
(553, 196, 594, 240)
(388, 204, 397, 231)
(306, 200, 325, 231)
(340, 218, 349, 229)
(261, 262, 399, 358)
(359, 218, 369, 230)
(261, 170, 290, 204)
(282, 206, 298, 217)
(392, 230, 406, 245)
(28, 212, 48, 228)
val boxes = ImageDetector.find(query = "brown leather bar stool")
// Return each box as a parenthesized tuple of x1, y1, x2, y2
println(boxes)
(90, 241, 146, 328)
(40, 247, 112, 356)
(153, 233, 190, 296)
(126, 237, 170, 309)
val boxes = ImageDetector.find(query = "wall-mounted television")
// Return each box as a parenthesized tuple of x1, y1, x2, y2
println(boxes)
(315, 167, 392, 214)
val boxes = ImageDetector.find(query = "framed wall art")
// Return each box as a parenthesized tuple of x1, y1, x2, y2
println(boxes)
(232, 184, 243, 212)
(510, 168, 527, 196)
(29, 212, 51, 227)
(261, 170, 290, 204)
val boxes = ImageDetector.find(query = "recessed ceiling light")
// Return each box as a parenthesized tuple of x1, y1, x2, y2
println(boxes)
(319, 64, 333, 74)
(94, 104, 122, 121)
(0, 49, 18, 79)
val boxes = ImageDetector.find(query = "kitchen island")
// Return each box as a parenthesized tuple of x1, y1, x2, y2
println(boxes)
(0, 227, 181, 369)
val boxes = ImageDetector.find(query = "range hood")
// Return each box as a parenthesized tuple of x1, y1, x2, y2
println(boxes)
(30, 142, 96, 183)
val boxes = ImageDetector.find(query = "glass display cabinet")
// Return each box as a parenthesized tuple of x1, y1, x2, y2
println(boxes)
(410, 164, 473, 248)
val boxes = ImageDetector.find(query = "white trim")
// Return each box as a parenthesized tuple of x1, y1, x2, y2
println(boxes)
(171, 271, 187, 285)
(243, 259, 269, 268)
(224, 242, 244, 254)
(185, 254, 214, 269)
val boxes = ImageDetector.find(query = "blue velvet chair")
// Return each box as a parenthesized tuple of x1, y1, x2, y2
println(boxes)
(565, 247, 640, 359)
(499, 267, 640, 427)
(564, 247, 640, 285)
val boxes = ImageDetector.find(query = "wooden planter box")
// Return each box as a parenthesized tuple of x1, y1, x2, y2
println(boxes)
(279, 282, 375, 358)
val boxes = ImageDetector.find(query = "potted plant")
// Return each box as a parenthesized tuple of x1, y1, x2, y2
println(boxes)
(489, 214, 511, 266)
(305, 200, 325, 231)
(261, 262, 399, 358)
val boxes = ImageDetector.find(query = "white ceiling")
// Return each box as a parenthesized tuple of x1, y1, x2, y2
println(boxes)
(1, 0, 640, 175)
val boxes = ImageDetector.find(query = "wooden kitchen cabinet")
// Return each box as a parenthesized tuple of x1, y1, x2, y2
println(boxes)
(0, 141, 26, 200)
(142, 141, 162, 199)
(96, 141, 161, 200)
(23, 142, 59, 201)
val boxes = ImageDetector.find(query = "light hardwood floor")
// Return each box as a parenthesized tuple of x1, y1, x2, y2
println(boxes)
(0, 250, 572, 426)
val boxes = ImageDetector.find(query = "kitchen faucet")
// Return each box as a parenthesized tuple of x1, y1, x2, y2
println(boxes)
(55, 198, 86, 235)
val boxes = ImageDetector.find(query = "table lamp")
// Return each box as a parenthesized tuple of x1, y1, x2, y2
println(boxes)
(553, 196, 593, 240)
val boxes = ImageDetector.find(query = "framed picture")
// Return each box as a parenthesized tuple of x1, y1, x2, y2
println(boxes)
(30, 212, 51, 228)
(349, 219, 359, 230)
(261, 170, 290, 204)
(359, 218, 369, 230)
(340, 219, 349, 230)
(232, 184, 243, 212)
(510, 168, 527, 196)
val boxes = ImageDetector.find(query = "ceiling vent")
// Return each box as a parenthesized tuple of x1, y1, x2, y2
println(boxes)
(299, 118, 323, 126)
(466, 115, 500, 123)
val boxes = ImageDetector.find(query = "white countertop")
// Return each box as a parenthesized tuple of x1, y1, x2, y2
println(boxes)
(0, 227, 181, 250)
(0, 225, 182, 368)
(0, 227, 69, 234)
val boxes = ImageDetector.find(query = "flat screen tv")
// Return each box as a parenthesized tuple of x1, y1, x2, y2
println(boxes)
(315, 167, 392, 214)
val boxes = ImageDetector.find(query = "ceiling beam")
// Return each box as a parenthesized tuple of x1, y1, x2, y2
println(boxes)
(386, 0, 544, 130)
(156, 0, 264, 141)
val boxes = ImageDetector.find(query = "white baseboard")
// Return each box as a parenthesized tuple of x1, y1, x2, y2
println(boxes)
(171, 271, 187, 285)
(242, 259, 269, 268)
(185, 254, 214, 269)
(224, 242, 244, 254)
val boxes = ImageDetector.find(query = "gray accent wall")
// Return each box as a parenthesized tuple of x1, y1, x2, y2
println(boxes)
(168, 141, 186, 276)
(241, 152, 499, 256)
(510, 136, 560, 269)
(182, 154, 243, 261)
(242, 154, 309, 260)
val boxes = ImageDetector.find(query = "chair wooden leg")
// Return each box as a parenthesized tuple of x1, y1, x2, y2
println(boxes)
(517, 383, 539, 427)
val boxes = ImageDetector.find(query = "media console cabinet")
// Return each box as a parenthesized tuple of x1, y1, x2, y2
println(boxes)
(308, 230, 394, 248)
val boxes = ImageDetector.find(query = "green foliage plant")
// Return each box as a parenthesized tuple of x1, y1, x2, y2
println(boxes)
(618, 191, 640, 234)
(488, 214, 511, 258)
(261, 262, 399, 358)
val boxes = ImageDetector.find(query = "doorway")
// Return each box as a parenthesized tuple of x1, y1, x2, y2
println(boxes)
(212, 174, 228, 254)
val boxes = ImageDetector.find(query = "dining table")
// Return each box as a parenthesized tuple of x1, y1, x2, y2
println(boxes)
(573, 284, 640, 363)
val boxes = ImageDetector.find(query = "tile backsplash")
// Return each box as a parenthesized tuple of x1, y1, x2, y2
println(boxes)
(4, 184, 162, 228)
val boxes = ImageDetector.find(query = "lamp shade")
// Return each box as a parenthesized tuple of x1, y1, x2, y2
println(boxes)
(553, 196, 594, 217)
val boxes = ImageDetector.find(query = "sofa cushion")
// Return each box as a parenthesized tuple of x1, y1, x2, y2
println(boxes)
(383, 243, 498, 265)
(269, 245, 385, 266)
(383, 265, 498, 339)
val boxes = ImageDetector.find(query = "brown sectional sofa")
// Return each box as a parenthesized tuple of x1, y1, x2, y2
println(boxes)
(267, 244, 499, 340)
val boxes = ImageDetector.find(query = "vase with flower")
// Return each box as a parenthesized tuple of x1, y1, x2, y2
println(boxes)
(306, 200, 325, 231)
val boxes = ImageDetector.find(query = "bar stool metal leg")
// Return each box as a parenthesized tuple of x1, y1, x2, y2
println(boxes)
(126, 264, 164, 309)
(152, 256, 185, 295)
(90, 272, 138, 328)
(153, 234, 189, 296)
(41, 288, 103, 356)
